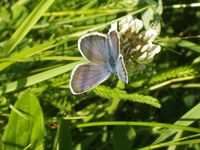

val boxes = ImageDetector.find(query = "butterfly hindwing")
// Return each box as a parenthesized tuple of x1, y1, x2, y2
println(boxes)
(116, 54, 128, 84)
(70, 64, 111, 94)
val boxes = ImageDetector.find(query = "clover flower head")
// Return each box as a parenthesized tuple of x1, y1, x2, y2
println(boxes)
(110, 15, 161, 70)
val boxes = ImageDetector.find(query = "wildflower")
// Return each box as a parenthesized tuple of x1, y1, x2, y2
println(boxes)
(110, 15, 161, 69)
(130, 19, 143, 33)
(118, 15, 133, 34)
(141, 29, 158, 43)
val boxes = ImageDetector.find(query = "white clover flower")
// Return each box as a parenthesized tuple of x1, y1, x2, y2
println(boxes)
(138, 52, 147, 61)
(140, 44, 149, 53)
(119, 22, 129, 34)
(141, 29, 158, 43)
(119, 16, 132, 34)
(152, 45, 161, 54)
(136, 45, 141, 51)
(130, 19, 143, 33)
(130, 45, 141, 54)
(147, 45, 161, 59)
(119, 16, 143, 35)
(119, 15, 133, 27)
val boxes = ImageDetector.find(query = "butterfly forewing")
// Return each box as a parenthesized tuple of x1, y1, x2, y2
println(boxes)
(70, 64, 111, 94)
(107, 30, 120, 58)
(78, 33, 108, 65)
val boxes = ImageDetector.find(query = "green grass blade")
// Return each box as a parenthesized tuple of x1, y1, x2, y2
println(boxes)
(76, 121, 200, 133)
(0, 40, 58, 72)
(0, 56, 84, 62)
(113, 126, 135, 150)
(1, 0, 55, 56)
(178, 40, 200, 53)
(140, 139, 200, 150)
(0, 61, 82, 94)
(153, 102, 200, 144)
(43, 8, 132, 16)
(53, 119, 72, 150)
(9, 104, 28, 119)
(140, 134, 200, 150)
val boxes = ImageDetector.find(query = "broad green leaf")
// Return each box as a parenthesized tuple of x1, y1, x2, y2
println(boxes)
(113, 126, 135, 150)
(142, 0, 162, 32)
(53, 119, 72, 150)
(2, 90, 45, 150)
(142, 7, 154, 29)
(1, 0, 55, 56)
(153, 103, 200, 144)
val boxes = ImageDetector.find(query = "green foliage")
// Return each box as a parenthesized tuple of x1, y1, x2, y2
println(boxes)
(149, 63, 200, 85)
(53, 119, 72, 150)
(0, 0, 200, 149)
(0, 61, 82, 94)
(93, 86, 161, 108)
(2, 90, 45, 150)
(153, 103, 200, 144)
(113, 126, 135, 150)
(1, 0, 55, 56)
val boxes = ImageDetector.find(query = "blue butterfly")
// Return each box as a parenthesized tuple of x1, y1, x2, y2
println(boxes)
(70, 30, 128, 95)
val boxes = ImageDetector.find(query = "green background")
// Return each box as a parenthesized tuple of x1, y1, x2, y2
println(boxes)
(0, 0, 200, 149)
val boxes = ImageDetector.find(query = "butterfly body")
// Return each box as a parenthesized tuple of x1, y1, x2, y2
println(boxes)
(70, 30, 128, 95)
(108, 56, 116, 71)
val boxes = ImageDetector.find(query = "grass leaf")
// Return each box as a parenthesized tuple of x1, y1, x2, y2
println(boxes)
(0, 61, 82, 94)
(77, 121, 200, 133)
(1, 0, 55, 56)
(113, 126, 135, 150)
(153, 102, 200, 144)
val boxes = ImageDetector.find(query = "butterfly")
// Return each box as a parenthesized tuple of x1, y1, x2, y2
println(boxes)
(70, 30, 128, 95)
